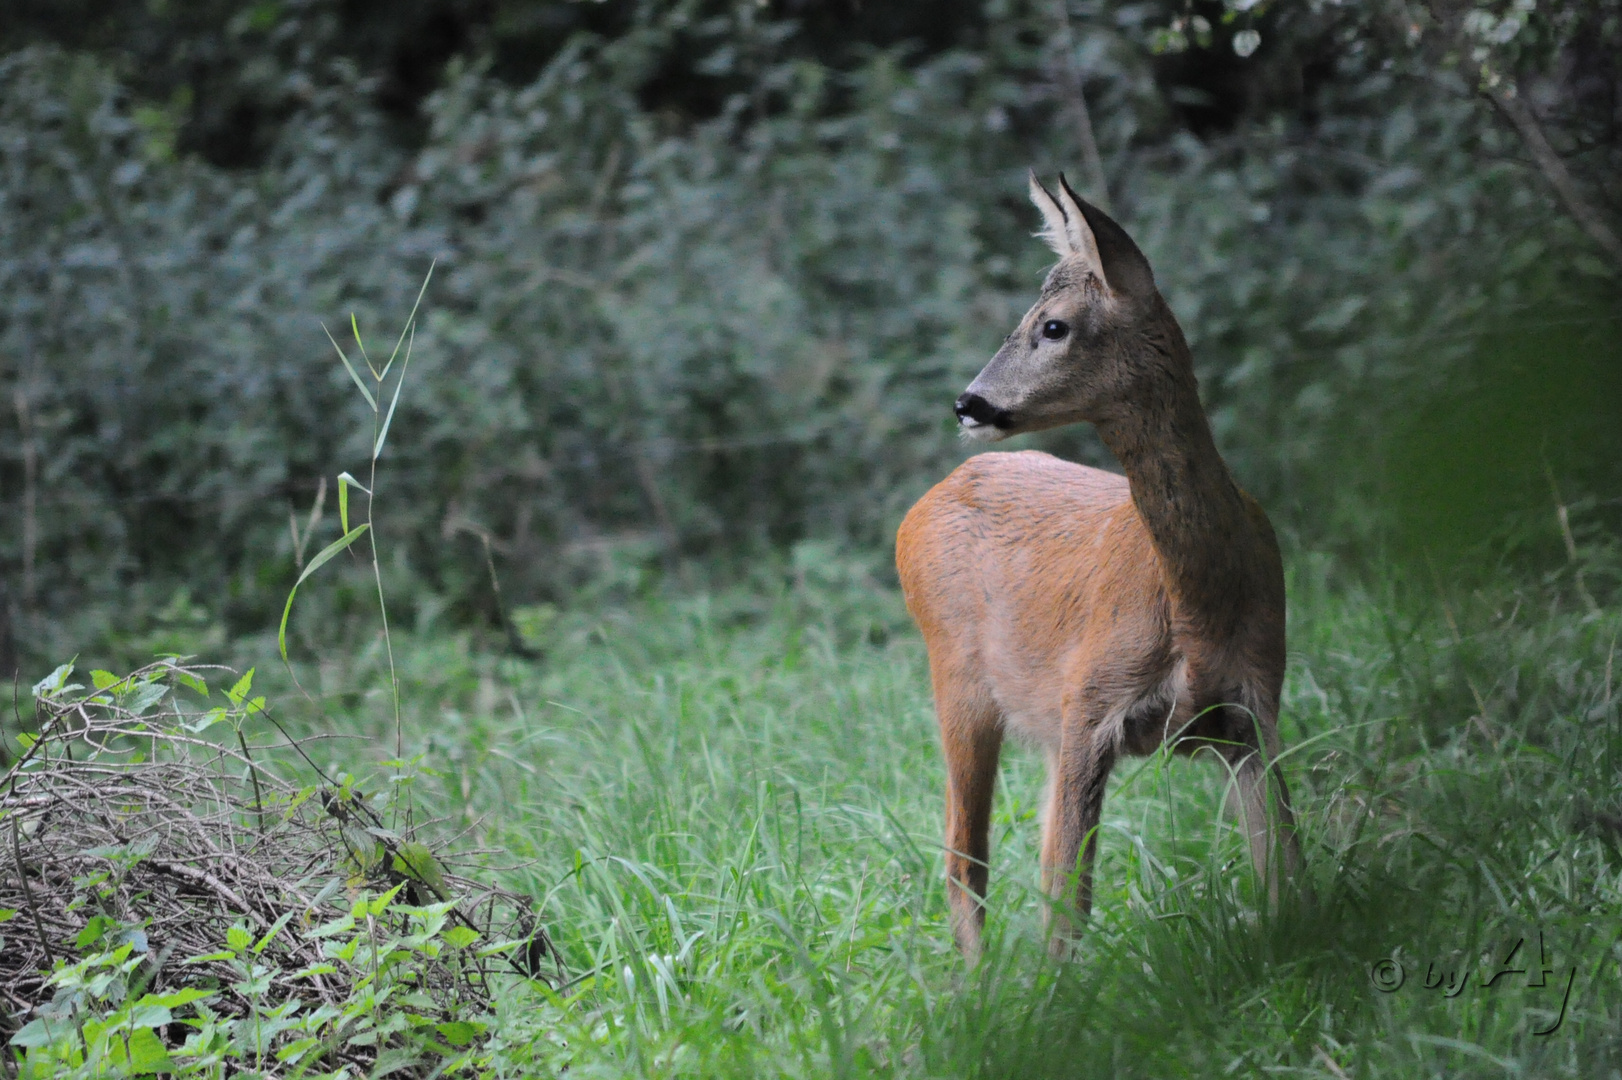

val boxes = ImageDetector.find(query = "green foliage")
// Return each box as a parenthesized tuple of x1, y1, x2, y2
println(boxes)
(4, 660, 550, 1078)
(8, 889, 493, 1078)
(1, 3, 1616, 662)
(247, 558, 1618, 1077)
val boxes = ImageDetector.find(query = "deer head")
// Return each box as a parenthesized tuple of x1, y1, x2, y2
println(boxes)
(956, 172, 1176, 441)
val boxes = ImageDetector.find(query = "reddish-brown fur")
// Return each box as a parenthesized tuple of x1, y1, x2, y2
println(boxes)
(896, 174, 1304, 961)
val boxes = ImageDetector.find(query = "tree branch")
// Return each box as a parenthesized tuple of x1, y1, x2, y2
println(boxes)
(1488, 84, 1622, 271)
(1051, 0, 1111, 212)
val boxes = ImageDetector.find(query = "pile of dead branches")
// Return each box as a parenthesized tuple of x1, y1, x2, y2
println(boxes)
(1, 659, 554, 1073)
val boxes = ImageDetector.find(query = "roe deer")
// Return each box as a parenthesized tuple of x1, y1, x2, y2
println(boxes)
(896, 173, 1305, 961)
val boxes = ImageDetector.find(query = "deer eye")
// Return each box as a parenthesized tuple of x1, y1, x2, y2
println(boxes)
(1041, 320, 1069, 340)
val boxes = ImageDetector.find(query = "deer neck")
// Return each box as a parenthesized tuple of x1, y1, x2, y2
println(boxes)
(1094, 354, 1259, 630)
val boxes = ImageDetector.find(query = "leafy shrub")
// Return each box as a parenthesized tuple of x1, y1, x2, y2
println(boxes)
(0, 3, 1616, 665)
(2, 661, 553, 1077)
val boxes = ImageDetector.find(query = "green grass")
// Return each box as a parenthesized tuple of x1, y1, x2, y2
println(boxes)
(265, 553, 1621, 1078)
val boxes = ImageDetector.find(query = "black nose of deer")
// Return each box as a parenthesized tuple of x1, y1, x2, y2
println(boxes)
(954, 392, 1010, 429)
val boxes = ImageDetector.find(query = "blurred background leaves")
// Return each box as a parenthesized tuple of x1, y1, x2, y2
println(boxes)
(1, 0, 1618, 667)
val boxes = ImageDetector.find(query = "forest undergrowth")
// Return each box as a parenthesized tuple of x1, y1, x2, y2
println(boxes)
(14, 540, 1614, 1077)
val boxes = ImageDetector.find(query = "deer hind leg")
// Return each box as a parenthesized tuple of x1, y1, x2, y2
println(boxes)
(1040, 714, 1116, 958)
(1222, 717, 1306, 908)
(936, 681, 1003, 964)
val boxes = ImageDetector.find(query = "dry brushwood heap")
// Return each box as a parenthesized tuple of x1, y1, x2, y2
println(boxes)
(1, 659, 555, 1073)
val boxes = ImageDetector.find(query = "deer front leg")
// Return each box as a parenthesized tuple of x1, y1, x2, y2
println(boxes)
(939, 699, 1003, 965)
(1041, 716, 1116, 958)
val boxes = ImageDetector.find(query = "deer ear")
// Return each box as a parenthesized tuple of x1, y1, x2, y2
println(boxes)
(1057, 173, 1157, 302)
(1031, 172, 1106, 280)
(1051, 173, 1106, 280)
(1028, 171, 1074, 258)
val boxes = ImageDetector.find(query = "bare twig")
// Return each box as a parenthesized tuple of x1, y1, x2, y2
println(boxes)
(1051, 0, 1111, 211)
(147, 859, 269, 931)
(11, 813, 55, 968)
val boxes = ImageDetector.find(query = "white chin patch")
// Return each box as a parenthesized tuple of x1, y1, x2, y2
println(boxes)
(958, 419, 1006, 443)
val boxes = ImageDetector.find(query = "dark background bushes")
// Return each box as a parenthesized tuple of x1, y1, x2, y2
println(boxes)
(1, 0, 1618, 666)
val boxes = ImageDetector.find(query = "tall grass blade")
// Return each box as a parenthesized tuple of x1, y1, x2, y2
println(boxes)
(323, 323, 377, 412)
(351, 313, 378, 379)
(374, 325, 414, 461)
(278, 524, 369, 661)
(336, 472, 368, 535)
(379, 262, 435, 381)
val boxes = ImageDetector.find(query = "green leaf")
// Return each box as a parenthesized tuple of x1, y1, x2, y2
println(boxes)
(174, 670, 209, 697)
(226, 925, 253, 952)
(323, 321, 376, 411)
(8, 1018, 65, 1049)
(277, 1036, 323, 1064)
(126, 680, 168, 716)
(123, 1025, 173, 1073)
(379, 261, 434, 381)
(336, 471, 369, 535)
(253, 909, 296, 954)
(0, 908, 16, 924)
(91, 669, 121, 691)
(77, 914, 115, 949)
(374, 323, 414, 460)
(225, 669, 254, 705)
(352, 312, 378, 379)
(309, 914, 355, 939)
(32, 662, 76, 699)
(342, 823, 385, 873)
(369, 882, 406, 917)
(128, 1003, 172, 1029)
(15, 732, 35, 750)
(279, 524, 369, 661)
(183, 950, 236, 963)
(139, 987, 213, 1009)
(291, 961, 338, 979)
(434, 1019, 486, 1047)
(370, 1047, 423, 1078)
(442, 925, 479, 949)
(183, 707, 227, 733)
(391, 841, 448, 899)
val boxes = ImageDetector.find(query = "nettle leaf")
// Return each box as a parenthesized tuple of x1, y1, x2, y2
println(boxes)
(77, 914, 116, 949)
(369, 883, 406, 918)
(32, 662, 77, 699)
(126, 680, 168, 716)
(8, 1017, 68, 1049)
(91, 669, 121, 691)
(342, 824, 385, 873)
(128, 1003, 171, 1029)
(391, 842, 448, 899)
(174, 670, 209, 697)
(184, 707, 227, 733)
(435, 1019, 486, 1047)
(443, 925, 480, 949)
(120, 1026, 172, 1073)
(225, 925, 253, 952)
(225, 669, 254, 706)
(139, 987, 213, 1009)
